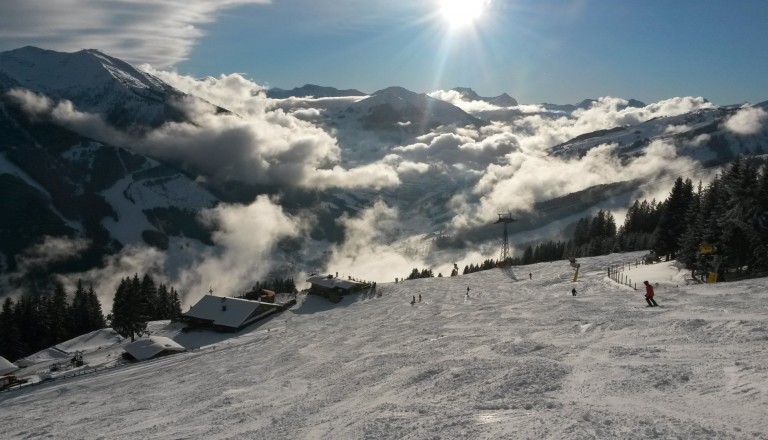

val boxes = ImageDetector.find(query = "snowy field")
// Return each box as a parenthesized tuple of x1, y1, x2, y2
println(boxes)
(2, 251, 768, 439)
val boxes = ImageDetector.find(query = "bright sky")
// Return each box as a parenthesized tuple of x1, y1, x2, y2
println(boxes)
(1, 0, 767, 104)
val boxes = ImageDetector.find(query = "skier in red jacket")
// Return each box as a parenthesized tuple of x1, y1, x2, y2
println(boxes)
(643, 280, 658, 307)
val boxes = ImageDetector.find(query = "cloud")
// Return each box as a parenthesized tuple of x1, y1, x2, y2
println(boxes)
(64, 195, 304, 310)
(304, 163, 400, 190)
(13, 236, 90, 274)
(0, 0, 271, 68)
(6, 88, 53, 115)
(394, 130, 519, 169)
(177, 196, 305, 301)
(8, 72, 402, 190)
(428, 89, 506, 112)
(447, 137, 699, 231)
(324, 201, 430, 282)
(7, 88, 130, 143)
(723, 105, 768, 135)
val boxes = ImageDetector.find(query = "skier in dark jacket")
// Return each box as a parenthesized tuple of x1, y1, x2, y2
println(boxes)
(643, 280, 658, 307)
(571, 288, 577, 296)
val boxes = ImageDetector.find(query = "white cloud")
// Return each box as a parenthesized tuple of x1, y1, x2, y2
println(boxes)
(13, 236, 90, 274)
(325, 201, 429, 282)
(723, 106, 768, 135)
(428, 89, 505, 112)
(0, 0, 271, 68)
(67, 196, 304, 310)
(393, 130, 518, 168)
(8, 71, 402, 190)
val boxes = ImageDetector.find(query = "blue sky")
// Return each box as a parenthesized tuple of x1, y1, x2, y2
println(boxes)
(1, 0, 767, 105)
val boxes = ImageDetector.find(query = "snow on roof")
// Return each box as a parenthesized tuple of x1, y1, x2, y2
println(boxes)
(184, 295, 272, 329)
(0, 356, 19, 376)
(306, 275, 366, 290)
(123, 336, 185, 361)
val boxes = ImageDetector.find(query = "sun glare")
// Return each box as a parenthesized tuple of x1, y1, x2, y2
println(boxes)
(438, 0, 488, 28)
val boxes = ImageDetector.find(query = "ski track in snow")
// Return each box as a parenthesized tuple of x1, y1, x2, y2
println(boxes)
(2, 252, 768, 439)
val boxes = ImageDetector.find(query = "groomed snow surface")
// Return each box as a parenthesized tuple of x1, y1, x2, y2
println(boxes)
(2, 251, 768, 439)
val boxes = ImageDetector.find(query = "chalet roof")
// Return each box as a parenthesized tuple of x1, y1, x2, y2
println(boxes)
(0, 356, 19, 376)
(184, 295, 275, 329)
(123, 336, 185, 361)
(306, 275, 365, 290)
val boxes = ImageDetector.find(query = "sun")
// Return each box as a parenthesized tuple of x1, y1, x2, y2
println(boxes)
(438, 0, 489, 29)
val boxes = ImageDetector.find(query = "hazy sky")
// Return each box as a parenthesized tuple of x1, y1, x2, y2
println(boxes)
(1, 0, 767, 105)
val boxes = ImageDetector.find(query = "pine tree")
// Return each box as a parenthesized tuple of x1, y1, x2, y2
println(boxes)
(139, 274, 158, 320)
(677, 181, 704, 270)
(70, 279, 89, 336)
(0, 298, 24, 361)
(718, 159, 764, 275)
(48, 282, 70, 345)
(652, 177, 694, 260)
(86, 284, 106, 330)
(169, 287, 182, 318)
(111, 276, 147, 342)
(156, 283, 171, 319)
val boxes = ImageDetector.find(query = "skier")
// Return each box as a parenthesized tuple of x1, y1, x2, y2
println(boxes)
(466, 286, 470, 298)
(643, 280, 658, 307)
(571, 288, 577, 296)
(418, 294, 422, 302)
(529, 272, 532, 280)
(411, 295, 416, 306)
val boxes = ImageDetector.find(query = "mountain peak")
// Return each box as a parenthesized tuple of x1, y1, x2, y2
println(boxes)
(0, 46, 184, 128)
(450, 87, 518, 107)
(266, 84, 366, 99)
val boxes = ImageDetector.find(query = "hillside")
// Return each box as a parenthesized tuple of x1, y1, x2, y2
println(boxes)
(2, 252, 767, 439)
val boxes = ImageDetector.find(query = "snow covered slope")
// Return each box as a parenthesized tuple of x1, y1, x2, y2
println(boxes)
(0, 46, 185, 128)
(2, 252, 767, 438)
(550, 103, 768, 163)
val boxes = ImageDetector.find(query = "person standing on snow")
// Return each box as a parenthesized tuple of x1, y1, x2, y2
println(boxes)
(466, 286, 470, 298)
(571, 288, 577, 296)
(643, 280, 658, 307)
(411, 295, 416, 306)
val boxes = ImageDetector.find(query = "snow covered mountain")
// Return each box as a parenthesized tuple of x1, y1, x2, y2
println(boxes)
(1, 46, 766, 295)
(550, 103, 768, 163)
(0, 46, 187, 129)
(266, 84, 366, 99)
(0, 100, 217, 279)
(0, 47, 220, 284)
(452, 86, 519, 107)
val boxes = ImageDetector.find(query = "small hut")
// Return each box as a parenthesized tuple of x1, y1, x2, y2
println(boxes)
(306, 274, 367, 303)
(123, 336, 186, 362)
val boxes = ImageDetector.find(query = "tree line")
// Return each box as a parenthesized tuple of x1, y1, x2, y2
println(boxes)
(512, 158, 768, 279)
(0, 280, 105, 362)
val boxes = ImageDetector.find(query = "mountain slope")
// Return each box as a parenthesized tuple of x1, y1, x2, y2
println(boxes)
(0, 92, 217, 279)
(266, 84, 366, 99)
(0, 46, 186, 129)
(452, 87, 519, 107)
(550, 103, 768, 164)
(2, 253, 766, 438)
